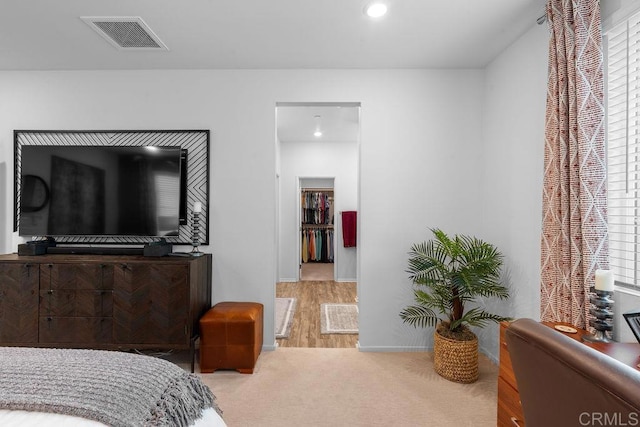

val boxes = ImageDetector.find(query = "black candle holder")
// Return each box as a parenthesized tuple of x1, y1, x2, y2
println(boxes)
(582, 287, 614, 343)
(191, 211, 204, 257)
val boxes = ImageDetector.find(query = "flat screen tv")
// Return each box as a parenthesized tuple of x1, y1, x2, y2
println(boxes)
(18, 145, 187, 238)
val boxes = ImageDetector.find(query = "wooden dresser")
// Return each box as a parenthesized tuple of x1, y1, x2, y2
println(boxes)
(498, 321, 640, 427)
(0, 253, 211, 354)
(497, 321, 525, 426)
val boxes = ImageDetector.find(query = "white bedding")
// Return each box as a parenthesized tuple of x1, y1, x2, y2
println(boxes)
(0, 408, 226, 427)
(0, 347, 223, 426)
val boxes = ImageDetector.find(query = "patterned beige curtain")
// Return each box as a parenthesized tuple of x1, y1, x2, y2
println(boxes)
(540, 0, 608, 328)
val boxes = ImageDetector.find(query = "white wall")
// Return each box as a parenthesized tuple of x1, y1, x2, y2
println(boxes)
(0, 162, 6, 251)
(278, 140, 358, 282)
(357, 71, 485, 350)
(602, 0, 640, 29)
(479, 22, 549, 360)
(0, 69, 485, 351)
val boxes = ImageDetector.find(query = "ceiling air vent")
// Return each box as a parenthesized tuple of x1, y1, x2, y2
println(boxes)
(81, 16, 168, 50)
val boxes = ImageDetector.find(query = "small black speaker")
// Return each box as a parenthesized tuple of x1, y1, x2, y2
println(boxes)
(143, 239, 173, 257)
(18, 243, 47, 256)
(18, 237, 56, 256)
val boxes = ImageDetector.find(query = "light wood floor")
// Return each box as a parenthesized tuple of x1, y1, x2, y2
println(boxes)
(276, 280, 358, 348)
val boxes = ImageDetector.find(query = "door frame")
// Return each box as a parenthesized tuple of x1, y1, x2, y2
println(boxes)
(297, 177, 336, 281)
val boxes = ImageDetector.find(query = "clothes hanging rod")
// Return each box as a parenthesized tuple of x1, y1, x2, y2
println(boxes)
(302, 187, 334, 192)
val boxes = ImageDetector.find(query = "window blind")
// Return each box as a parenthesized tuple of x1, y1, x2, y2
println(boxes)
(607, 11, 640, 288)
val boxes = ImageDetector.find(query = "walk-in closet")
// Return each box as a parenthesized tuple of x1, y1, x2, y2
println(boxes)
(300, 188, 334, 281)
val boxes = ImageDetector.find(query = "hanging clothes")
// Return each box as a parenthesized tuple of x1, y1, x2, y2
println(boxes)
(301, 189, 334, 264)
(302, 191, 333, 225)
(300, 227, 334, 264)
(301, 231, 309, 263)
(306, 230, 312, 260)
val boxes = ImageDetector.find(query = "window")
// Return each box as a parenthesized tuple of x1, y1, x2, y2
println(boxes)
(607, 10, 640, 289)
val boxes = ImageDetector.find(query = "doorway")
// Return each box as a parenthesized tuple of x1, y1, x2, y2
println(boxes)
(275, 102, 360, 348)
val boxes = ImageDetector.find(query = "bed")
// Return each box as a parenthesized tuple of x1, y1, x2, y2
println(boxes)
(0, 347, 226, 426)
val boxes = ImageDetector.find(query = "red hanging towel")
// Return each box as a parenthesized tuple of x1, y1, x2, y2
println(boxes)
(341, 211, 357, 247)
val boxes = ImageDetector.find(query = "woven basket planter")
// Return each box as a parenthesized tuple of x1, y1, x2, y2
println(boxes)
(433, 329, 479, 383)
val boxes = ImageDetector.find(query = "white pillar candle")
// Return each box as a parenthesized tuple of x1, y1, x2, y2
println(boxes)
(594, 269, 614, 292)
(193, 202, 202, 213)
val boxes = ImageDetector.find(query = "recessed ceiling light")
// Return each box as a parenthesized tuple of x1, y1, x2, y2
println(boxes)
(314, 115, 322, 137)
(365, 2, 388, 18)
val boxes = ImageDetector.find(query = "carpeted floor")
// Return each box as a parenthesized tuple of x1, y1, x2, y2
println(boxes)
(301, 262, 334, 281)
(199, 348, 498, 426)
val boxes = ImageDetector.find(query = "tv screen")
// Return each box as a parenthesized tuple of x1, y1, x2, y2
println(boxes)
(18, 145, 185, 238)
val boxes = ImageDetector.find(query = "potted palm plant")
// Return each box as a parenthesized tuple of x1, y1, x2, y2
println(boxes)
(400, 228, 510, 383)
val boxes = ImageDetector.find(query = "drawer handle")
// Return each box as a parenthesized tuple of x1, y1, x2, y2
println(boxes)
(510, 416, 522, 427)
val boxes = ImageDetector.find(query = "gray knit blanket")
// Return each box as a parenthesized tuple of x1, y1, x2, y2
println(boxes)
(0, 347, 221, 426)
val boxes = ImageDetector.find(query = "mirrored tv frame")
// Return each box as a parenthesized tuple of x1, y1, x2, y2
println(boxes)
(14, 130, 209, 246)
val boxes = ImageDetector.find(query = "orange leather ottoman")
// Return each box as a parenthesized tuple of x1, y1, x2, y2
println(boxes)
(199, 301, 263, 374)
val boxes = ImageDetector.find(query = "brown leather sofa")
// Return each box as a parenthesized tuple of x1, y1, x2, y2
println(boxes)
(505, 318, 640, 427)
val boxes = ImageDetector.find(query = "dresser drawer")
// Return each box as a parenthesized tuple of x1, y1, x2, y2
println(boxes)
(39, 289, 113, 317)
(497, 375, 526, 427)
(39, 316, 113, 344)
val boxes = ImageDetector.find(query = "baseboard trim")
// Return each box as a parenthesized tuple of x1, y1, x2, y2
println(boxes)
(357, 345, 497, 362)
(357, 345, 432, 352)
(278, 277, 356, 283)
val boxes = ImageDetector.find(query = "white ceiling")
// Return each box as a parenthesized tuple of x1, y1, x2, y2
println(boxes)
(0, 0, 545, 71)
(0, 0, 546, 142)
(277, 104, 360, 143)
